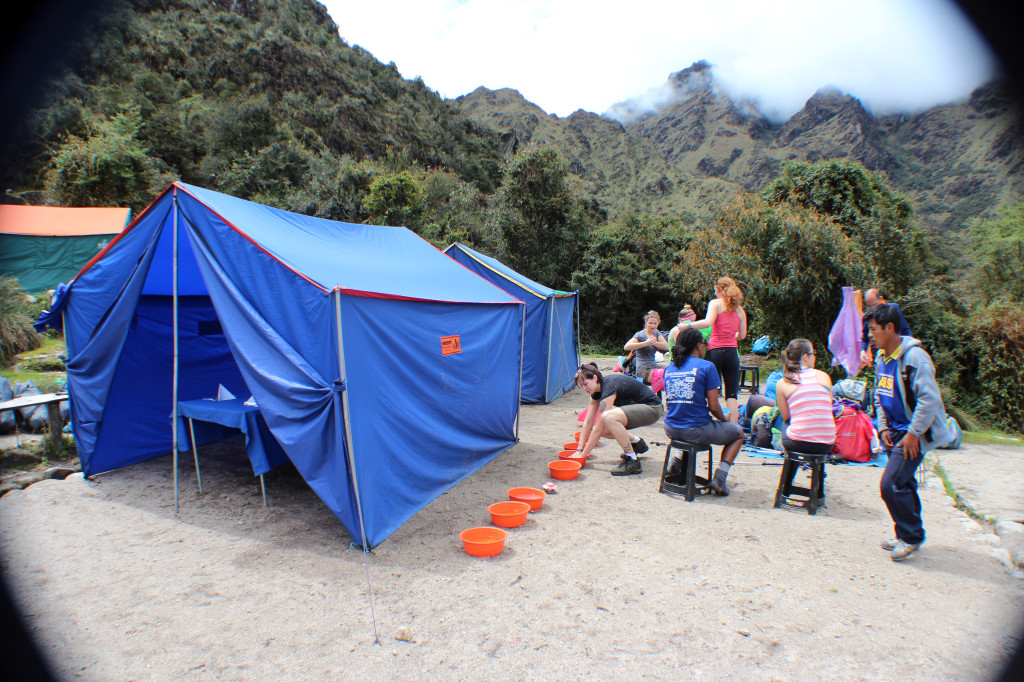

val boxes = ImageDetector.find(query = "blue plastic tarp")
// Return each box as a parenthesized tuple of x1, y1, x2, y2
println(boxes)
(443, 243, 578, 403)
(37, 182, 525, 547)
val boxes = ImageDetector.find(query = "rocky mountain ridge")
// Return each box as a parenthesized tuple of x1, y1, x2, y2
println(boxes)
(454, 61, 1024, 240)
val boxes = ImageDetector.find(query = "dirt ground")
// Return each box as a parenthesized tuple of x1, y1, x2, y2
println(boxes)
(1, 386, 1023, 681)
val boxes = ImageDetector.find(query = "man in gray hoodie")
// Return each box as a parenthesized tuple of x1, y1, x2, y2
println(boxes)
(867, 304, 952, 562)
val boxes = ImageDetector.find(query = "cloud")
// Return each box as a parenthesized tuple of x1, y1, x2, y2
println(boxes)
(325, 0, 998, 120)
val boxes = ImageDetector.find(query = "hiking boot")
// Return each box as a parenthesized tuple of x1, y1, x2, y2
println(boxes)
(890, 540, 921, 562)
(632, 437, 649, 455)
(611, 456, 642, 476)
(709, 477, 729, 496)
(880, 538, 900, 551)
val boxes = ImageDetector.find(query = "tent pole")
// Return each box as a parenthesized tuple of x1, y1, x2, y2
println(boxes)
(544, 297, 554, 403)
(516, 304, 525, 441)
(171, 189, 180, 515)
(575, 292, 581, 367)
(335, 289, 379, 643)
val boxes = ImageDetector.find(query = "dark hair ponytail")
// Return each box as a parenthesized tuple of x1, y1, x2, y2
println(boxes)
(575, 362, 603, 388)
(782, 338, 813, 384)
(671, 327, 704, 366)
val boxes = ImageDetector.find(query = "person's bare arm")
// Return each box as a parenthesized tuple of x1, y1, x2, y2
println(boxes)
(736, 307, 747, 341)
(690, 300, 719, 330)
(776, 385, 791, 422)
(707, 388, 727, 422)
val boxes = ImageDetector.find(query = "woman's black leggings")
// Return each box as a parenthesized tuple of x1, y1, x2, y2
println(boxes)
(707, 347, 740, 400)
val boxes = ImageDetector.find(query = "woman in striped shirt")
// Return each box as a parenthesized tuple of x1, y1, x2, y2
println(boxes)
(775, 338, 836, 454)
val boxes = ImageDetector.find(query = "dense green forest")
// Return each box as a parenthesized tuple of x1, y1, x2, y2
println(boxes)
(1, 0, 1021, 431)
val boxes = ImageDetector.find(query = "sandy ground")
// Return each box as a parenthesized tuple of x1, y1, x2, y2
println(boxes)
(1, 386, 1023, 681)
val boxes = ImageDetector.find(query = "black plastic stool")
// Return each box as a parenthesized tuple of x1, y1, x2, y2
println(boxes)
(773, 450, 828, 514)
(659, 440, 714, 501)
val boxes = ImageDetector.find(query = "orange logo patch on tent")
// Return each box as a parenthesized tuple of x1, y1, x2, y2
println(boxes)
(440, 335, 461, 356)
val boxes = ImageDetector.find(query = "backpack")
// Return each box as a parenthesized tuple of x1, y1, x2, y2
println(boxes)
(833, 379, 869, 410)
(831, 403, 874, 462)
(752, 335, 775, 355)
(938, 416, 963, 449)
(750, 406, 782, 450)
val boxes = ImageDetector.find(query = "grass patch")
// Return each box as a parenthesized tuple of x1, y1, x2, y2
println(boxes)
(962, 430, 1024, 447)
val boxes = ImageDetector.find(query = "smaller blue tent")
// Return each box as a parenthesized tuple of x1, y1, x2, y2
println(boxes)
(37, 183, 525, 547)
(444, 243, 578, 403)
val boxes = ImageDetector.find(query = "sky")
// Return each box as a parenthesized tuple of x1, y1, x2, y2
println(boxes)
(321, 0, 999, 122)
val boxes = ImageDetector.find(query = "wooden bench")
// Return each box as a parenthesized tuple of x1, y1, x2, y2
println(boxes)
(0, 393, 69, 452)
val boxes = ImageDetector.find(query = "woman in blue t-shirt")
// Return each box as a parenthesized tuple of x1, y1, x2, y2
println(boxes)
(662, 327, 745, 496)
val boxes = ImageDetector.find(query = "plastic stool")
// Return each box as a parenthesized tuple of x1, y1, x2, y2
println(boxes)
(773, 449, 828, 514)
(659, 440, 714, 501)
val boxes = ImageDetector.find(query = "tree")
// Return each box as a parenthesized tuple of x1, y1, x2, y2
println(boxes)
(762, 159, 926, 296)
(968, 202, 1024, 306)
(361, 171, 423, 228)
(492, 146, 595, 288)
(674, 195, 871, 357)
(571, 214, 690, 347)
(43, 105, 168, 211)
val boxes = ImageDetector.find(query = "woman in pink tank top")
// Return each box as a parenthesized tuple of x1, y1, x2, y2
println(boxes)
(775, 338, 836, 454)
(692, 277, 747, 423)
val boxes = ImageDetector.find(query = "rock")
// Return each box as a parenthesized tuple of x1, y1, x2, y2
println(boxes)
(1013, 551, 1024, 569)
(0, 449, 43, 468)
(43, 466, 78, 480)
(0, 482, 23, 498)
(8, 471, 45, 487)
(395, 626, 413, 642)
(994, 521, 1024, 541)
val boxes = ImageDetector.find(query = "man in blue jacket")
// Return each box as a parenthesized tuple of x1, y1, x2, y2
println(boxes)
(867, 304, 951, 562)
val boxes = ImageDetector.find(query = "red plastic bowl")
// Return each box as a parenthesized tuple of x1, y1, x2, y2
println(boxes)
(508, 487, 546, 511)
(548, 460, 582, 480)
(488, 501, 531, 528)
(562, 441, 580, 451)
(460, 527, 508, 557)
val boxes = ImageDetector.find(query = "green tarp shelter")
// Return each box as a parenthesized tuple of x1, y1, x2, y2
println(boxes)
(0, 205, 129, 293)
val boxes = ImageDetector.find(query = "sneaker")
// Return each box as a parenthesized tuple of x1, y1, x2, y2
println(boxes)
(709, 477, 729, 496)
(665, 456, 683, 477)
(632, 438, 649, 455)
(880, 538, 900, 551)
(890, 540, 921, 562)
(611, 456, 642, 476)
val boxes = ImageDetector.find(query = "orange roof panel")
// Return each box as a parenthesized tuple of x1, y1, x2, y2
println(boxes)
(0, 204, 130, 236)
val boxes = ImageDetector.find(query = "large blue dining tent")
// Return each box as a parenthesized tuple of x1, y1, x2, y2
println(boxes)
(37, 182, 525, 547)
(444, 243, 578, 403)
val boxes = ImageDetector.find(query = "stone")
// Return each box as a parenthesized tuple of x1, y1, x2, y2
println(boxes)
(0, 449, 43, 468)
(0, 482, 23, 498)
(8, 471, 45, 487)
(394, 626, 413, 642)
(1013, 551, 1024, 569)
(994, 521, 1024, 541)
(43, 466, 78, 480)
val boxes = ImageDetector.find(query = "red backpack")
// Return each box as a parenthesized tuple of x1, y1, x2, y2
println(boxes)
(831, 404, 874, 462)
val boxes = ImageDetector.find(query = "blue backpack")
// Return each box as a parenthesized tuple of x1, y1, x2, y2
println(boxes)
(938, 416, 963, 449)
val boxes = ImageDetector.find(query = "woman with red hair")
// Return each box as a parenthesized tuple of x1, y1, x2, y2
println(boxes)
(692, 277, 747, 424)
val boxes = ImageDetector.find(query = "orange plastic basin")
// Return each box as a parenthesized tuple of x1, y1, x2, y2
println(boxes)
(508, 487, 546, 511)
(548, 460, 582, 480)
(562, 441, 580, 451)
(488, 501, 531, 528)
(460, 527, 508, 557)
(558, 450, 587, 466)
(573, 431, 582, 440)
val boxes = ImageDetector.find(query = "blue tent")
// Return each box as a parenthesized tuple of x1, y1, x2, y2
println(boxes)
(443, 243, 578, 403)
(36, 183, 525, 548)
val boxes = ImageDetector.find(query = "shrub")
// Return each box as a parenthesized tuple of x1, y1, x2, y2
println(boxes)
(963, 303, 1024, 433)
(0, 277, 42, 367)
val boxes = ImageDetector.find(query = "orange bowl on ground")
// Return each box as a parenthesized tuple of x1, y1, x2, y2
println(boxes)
(558, 452, 587, 466)
(508, 487, 546, 511)
(548, 460, 582, 480)
(488, 501, 531, 528)
(562, 441, 580, 451)
(460, 527, 508, 557)
(573, 431, 582, 441)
